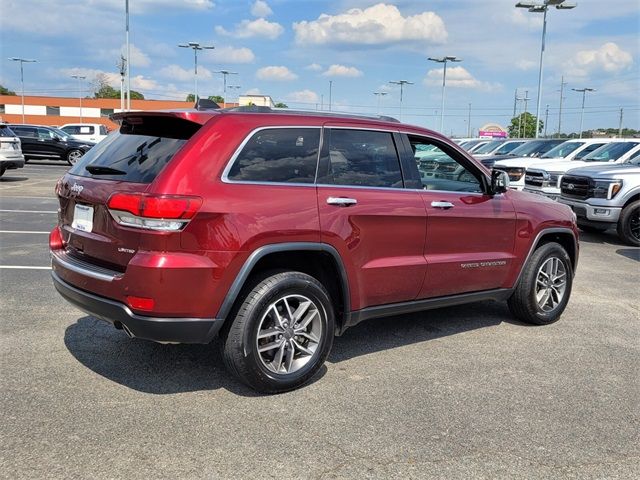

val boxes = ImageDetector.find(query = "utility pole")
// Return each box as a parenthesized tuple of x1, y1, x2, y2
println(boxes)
(328, 80, 333, 111)
(523, 90, 530, 137)
(389, 80, 413, 122)
(117, 55, 126, 111)
(373, 91, 388, 115)
(618, 108, 624, 138)
(8, 57, 37, 123)
(572, 87, 595, 139)
(513, 88, 518, 117)
(70, 74, 86, 123)
(544, 104, 549, 138)
(467, 103, 472, 137)
(557, 75, 566, 137)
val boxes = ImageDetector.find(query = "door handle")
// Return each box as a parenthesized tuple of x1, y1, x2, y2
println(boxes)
(327, 197, 357, 207)
(431, 201, 454, 209)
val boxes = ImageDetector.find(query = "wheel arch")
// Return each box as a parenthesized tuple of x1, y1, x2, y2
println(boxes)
(216, 243, 351, 335)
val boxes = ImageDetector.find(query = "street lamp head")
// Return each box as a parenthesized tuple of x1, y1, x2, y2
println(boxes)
(515, 1, 540, 8)
(555, 2, 576, 8)
(529, 5, 547, 12)
(446, 56, 462, 62)
(9, 57, 37, 63)
(545, 0, 565, 5)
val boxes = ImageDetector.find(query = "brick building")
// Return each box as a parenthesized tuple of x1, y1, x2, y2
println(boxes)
(0, 95, 193, 130)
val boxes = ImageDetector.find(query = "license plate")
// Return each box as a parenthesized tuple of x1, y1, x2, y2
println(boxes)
(72, 204, 94, 232)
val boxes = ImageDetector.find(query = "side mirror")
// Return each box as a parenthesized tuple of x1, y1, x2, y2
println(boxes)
(490, 169, 509, 194)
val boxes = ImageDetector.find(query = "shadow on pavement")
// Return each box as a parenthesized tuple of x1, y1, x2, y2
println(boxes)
(65, 301, 515, 395)
(578, 230, 628, 247)
(330, 300, 515, 363)
(0, 176, 29, 182)
(616, 248, 639, 262)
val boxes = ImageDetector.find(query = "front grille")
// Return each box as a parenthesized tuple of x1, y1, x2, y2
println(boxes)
(524, 171, 545, 187)
(560, 175, 590, 200)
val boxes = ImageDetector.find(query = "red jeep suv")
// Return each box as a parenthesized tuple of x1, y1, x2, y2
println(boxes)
(50, 107, 579, 393)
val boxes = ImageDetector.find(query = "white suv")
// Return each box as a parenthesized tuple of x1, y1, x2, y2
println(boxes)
(60, 123, 110, 143)
(0, 124, 25, 177)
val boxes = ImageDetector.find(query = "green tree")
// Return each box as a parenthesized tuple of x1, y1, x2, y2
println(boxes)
(274, 102, 288, 108)
(93, 73, 144, 100)
(508, 112, 542, 138)
(0, 85, 16, 95)
(186, 94, 225, 104)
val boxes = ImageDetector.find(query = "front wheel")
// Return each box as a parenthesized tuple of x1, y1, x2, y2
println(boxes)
(508, 242, 573, 325)
(66, 149, 84, 166)
(617, 201, 640, 247)
(221, 271, 335, 393)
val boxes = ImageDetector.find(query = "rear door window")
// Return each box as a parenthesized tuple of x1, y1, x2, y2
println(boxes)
(226, 128, 320, 184)
(317, 129, 403, 188)
(69, 116, 201, 183)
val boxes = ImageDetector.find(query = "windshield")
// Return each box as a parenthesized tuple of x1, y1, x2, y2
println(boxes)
(50, 127, 72, 141)
(582, 142, 640, 162)
(541, 141, 583, 159)
(493, 141, 524, 155)
(473, 140, 504, 154)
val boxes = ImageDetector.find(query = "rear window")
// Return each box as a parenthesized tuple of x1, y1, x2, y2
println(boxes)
(69, 116, 201, 183)
(0, 125, 15, 137)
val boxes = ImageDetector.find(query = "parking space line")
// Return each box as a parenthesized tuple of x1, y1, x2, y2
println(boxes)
(0, 195, 57, 200)
(0, 209, 57, 214)
(0, 230, 50, 234)
(0, 266, 51, 270)
(0, 179, 57, 190)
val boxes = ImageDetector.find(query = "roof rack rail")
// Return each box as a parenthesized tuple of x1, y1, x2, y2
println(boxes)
(221, 106, 400, 123)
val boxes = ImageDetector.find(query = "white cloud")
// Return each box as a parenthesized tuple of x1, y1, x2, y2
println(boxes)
(216, 18, 283, 40)
(245, 88, 261, 95)
(251, 0, 272, 18)
(205, 46, 255, 64)
(516, 59, 537, 71)
(424, 66, 500, 91)
(568, 42, 633, 76)
(509, 9, 543, 30)
(322, 64, 363, 78)
(158, 64, 212, 81)
(286, 89, 320, 104)
(121, 44, 151, 68)
(293, 3, 447, 47)
(256, 66, 298, 81)
(305, 63, 323, 71)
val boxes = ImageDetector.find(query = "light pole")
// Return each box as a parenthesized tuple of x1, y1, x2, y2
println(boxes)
(428, 56, 462, 133)
(389, 80, 413, 122)
(328, 80, 333, 111)
(179, 42, 215, 102)
(117, 55, 126, 111)
(373, 91, 388, 115)
(125, 0, 131, 110)
(71, 74, 86, 123)
(9, 57, 37, 123)
(467, 103, 472, 137)
(572, 87, 595, 139)
(515, 0, 577, 138)
(228, 85, 241, 106)
(213, 69, 238, 107)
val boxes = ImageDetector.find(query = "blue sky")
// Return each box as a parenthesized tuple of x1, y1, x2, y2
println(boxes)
(1, 0, 638, 136)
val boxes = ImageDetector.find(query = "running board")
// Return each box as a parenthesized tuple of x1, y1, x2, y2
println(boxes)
(341, 288, 513, 333)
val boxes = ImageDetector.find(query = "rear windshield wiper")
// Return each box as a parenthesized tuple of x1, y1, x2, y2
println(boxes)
(85, 165, 127, 175)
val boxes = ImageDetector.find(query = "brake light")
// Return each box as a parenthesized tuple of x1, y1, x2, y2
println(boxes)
(49, 226, 64, 250)
(107, 193, 202, 231)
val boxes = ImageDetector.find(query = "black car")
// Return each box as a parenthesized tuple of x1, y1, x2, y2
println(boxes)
(9, 124, 95, 165)
(480, 139, 566, 168)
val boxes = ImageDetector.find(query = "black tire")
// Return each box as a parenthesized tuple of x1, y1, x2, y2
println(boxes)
(0, 166, 5, 177)
(578, 223, 608, 234)
(220, 271, 335, 394)
(508, 242, 573, 325)
(616, 201, 640, 247)
(66, 149, 84, 166)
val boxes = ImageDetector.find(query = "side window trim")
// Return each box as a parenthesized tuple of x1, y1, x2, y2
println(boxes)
(316, 127, 405, 189)
(222, 126, 322, 186)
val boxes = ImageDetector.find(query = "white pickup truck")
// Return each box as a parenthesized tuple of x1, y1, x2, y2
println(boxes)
(59, 123, 110, 143)
(523, 140, 640, 200)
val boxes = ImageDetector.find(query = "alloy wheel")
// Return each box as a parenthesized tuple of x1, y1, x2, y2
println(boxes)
(535, 257, 567, 312)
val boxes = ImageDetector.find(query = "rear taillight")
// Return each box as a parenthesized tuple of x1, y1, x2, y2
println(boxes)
(49, 226, 64, 250)
(107, 192, 202, 232)
(126, 295, 155, 311)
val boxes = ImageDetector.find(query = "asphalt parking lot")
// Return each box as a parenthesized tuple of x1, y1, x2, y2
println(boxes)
(1, 162, 639, 479)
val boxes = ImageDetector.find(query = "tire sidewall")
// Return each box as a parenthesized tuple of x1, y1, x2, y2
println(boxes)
(523, 243, 573, 324)
(619, 202, 640, 247)
(67, 149, 83, 165)
(241, 275, 334, 390)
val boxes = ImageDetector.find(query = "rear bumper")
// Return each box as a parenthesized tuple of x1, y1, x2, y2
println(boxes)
(52, 271, 224, 344)
(0, 157, 25, 169)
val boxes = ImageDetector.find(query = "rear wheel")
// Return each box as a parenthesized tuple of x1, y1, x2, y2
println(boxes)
(66, 149, 84, 166)
(617, 201, 640, 246)
(508, 242, 573, 325)
(221, 271, 334, 393)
